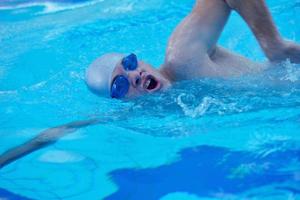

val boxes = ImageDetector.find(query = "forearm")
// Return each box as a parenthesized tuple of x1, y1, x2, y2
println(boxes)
(225, 0, 283, 59)
(225, 0, 300, 63)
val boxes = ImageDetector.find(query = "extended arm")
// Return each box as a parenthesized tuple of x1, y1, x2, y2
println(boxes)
(225, 0, 300, 63)
(0, 119, 99, 169)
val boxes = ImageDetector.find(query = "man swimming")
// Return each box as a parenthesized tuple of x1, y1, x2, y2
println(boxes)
(86, 0, 300, 99)
(1, 0, 300, 169)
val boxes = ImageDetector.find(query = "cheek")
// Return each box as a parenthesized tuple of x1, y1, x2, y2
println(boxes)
(126, 85, 144, 98)
(143, 65, 154, 72)
(142, 65, 159, 77)
(139, 62, 152, 71)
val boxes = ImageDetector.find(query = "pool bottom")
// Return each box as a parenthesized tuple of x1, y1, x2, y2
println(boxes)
(0, 188, 33, 200)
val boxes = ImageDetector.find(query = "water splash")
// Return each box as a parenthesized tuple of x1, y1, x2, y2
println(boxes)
(280, 60, 300, 82)
(176, 94, 215, 118)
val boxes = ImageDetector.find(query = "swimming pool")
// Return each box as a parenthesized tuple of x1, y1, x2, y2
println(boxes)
(0, 0, 300, 199)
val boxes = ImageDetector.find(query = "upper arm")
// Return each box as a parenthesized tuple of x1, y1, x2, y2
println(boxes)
(165, 0, 231, 67)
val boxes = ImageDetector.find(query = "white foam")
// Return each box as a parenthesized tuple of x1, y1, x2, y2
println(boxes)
(40, 0, 104, 14)
(103, 3, 133, 14)
(0, 0, 104, 15)
(176, 94, 214, 118)
(280, 60, 300, 82)
(0, 2, 46, 10)
(176, 93, 245, 118)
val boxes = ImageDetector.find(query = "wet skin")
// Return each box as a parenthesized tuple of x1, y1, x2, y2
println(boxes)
(110, 59, 171, 98)
(111, 0, 300, 98)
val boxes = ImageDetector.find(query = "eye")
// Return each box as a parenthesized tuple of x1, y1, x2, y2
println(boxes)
(110, 75, 130, 99)
(122, 53, 138, 71)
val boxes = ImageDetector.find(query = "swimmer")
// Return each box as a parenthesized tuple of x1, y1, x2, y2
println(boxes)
(86, 0, 300, 99)
(1, 0, 300, 169)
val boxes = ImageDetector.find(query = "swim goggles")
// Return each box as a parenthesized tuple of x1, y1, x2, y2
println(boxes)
(110, 53, 138, 98)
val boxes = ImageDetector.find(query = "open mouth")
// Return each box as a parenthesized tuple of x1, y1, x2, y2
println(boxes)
(143, 75, 159, 91)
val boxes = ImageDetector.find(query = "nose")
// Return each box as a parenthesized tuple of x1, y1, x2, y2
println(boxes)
(128, 70, 141, 88)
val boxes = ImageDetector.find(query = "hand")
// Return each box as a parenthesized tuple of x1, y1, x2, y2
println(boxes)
(268, 39, 300, 63)
(282, 40, 300, 63)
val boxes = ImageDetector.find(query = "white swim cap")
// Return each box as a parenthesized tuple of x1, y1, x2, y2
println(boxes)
(85, 53, 125, 96)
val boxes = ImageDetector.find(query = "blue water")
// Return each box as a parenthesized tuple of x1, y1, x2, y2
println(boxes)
(1, 0, 300, 199)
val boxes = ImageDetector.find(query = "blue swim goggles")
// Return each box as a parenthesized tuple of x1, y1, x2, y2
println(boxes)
(110, 53, 138, 99)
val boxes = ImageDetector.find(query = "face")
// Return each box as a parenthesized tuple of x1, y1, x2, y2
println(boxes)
(110, 54, 170, 98)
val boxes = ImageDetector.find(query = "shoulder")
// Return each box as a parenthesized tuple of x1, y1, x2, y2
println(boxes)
(161, 51, 213, 81)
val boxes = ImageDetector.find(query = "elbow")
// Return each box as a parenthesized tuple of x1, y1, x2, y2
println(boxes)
(223, 0, 240, 10)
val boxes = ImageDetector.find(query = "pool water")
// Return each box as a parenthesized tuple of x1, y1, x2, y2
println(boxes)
(0, 0, 300, 199)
